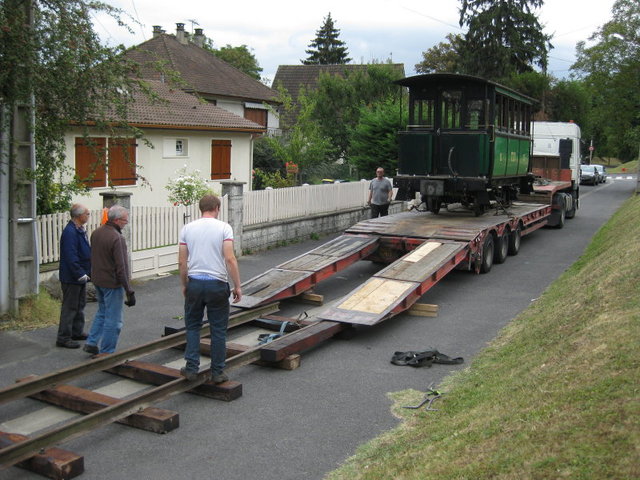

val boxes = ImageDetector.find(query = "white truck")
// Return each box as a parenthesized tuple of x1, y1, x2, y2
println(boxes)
(527, 121, 583, 225)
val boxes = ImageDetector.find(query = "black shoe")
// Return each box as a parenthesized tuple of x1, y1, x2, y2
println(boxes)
(180, 367, 198, 381)
(72, 333, 88, 340)
(56, 340, 80, 349)
(83, 344, 99, 355)
(211, 372, 229, 384)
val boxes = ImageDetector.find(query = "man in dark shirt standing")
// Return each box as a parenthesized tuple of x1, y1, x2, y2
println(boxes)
(367, 167, 393, 217)
(84, 205, 135, 355)
(56, 204, 91, 349)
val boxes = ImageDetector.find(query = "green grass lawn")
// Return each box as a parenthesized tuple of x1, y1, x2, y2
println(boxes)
(328, 195, 640, 480)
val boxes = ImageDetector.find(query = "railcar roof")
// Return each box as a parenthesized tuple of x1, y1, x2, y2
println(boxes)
(395, 73, 537, 104)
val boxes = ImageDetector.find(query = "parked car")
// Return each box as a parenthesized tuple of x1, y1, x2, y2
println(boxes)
(580, 165, 599, 185)
(592, 164, 608, 183)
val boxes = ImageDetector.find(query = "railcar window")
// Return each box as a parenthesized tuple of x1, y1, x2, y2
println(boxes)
(441, 90, 462, 129)
(466, 99, 488, 129)
(414, 99, 435, 127)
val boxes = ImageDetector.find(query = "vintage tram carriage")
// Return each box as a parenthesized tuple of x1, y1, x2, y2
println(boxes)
(393, 73, 536, 215)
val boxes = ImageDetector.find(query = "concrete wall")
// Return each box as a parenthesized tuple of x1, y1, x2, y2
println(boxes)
(124, 201, 404, 278)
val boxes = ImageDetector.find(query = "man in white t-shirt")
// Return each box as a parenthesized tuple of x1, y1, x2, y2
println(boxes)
(178, 194, 242, 383)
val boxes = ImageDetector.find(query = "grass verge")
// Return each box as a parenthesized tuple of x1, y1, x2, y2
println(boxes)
(0, 290, 61, 332)
(327, 195, 640, 479)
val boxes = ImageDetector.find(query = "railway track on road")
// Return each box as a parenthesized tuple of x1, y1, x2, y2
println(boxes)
(0, 302, 352, 478)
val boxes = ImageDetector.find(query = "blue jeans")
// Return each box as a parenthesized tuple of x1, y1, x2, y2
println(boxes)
(87, 286, 124, 353)
(183, 278, 230, 374)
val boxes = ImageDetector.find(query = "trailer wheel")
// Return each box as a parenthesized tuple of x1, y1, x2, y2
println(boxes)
(508, 224, 522, 256)
(555, 202, 566, 229)
(566, 192, 577, 219)
(480, 234, 494, 274)
(494, 230, 508, 264)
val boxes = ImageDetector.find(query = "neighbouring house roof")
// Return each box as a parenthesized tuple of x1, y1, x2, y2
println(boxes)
(114, 80, 266, 132)
(271, 63, 406, 127)
(126, 33, 278, 105)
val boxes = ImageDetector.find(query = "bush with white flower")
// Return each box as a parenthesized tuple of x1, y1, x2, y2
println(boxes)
(166, 167, 211, 206)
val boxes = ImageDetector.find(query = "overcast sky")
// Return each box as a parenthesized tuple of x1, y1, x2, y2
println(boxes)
(94, 0, 616, 85)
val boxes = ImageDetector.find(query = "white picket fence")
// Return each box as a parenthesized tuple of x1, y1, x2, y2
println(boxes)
(36, 182, 370, 265)
(243, 181, 369, 225)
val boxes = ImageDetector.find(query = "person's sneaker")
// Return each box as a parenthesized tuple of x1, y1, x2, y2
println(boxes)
(83, 344, 99, 355)
(72, 333, 88, 340)
(56, 340, 80, 349)
(211, 371, 229, 384)
(180, 367, 198, 381)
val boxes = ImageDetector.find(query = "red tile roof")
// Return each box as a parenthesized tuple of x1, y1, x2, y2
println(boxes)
(121, 80, 265, 132)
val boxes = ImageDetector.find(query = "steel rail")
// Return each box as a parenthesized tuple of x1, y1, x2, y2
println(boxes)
(0, 312, 321, 469)
(0, 303, 278, 405)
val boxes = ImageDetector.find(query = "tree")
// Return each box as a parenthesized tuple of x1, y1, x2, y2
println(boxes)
(205, 43, 263, 80)
(349, 97, 407, 176)
(308, 63, 404, 159)
(458, 0, 552, 81)
(416, 33, 464, 73)
(302, 13, 351, 65)
(1, 0, 147, 214)
(262, 88, 333, 183)
(571, 0, 640, 162)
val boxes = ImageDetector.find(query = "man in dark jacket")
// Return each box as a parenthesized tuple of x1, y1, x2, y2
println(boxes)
(56, 204, 92, 348)
(84, 205, 135, 355)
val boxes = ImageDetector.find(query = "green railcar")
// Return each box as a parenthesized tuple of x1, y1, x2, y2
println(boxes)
(394, 73, 535, 215)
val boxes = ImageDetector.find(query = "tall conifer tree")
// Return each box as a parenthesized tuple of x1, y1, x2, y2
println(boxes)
(458, 0, 551, 80)
(302, 13, 351, 65)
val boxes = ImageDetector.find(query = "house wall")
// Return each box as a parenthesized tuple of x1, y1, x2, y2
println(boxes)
(64, 127, 254, 209)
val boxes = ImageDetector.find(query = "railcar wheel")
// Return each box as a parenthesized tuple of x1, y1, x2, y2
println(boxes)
(494, 230, 509, 264)
(480, 234, 494, 274)
(508, 224, 522, 256)
(427, 196, 442, 215)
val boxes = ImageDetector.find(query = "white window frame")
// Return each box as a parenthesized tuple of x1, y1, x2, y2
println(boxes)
(163, 138, 189, 158)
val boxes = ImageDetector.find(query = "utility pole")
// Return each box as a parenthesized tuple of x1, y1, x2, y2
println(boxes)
(0, 0, 38, 315)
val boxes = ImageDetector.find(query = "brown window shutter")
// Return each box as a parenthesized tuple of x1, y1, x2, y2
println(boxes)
(211, 140, 231, 180)
(244, 108, 267, 127)
(108, 138, 137, 186)
(75, 137, 107, 188)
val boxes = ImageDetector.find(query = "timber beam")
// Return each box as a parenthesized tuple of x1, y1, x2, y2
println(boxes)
(0, 431, 84, 480)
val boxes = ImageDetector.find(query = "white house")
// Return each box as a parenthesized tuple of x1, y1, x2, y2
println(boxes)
(65, 80, 266, 209)
(66, 23, 280, 209)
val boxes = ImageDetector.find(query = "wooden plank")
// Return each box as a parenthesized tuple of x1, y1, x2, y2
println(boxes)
(407, 303, 439, 317)
(259, 321, 345, 362)
(106, 361, 242, 402)
(337, 278, 416, 314)
(297, 292, 324, 305)
(27, 384, 179, 434)
(377, 242, 466, 282)
(0, 431, 84, 479)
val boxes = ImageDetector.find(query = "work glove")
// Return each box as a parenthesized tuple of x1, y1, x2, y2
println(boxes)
(78, 274, 90, 283)
(124, 291, 136, 307)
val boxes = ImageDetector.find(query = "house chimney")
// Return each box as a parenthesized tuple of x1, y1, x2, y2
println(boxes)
(152, 25, 164, 38)
(194, 28, 205, 48)
(176, 23, 186, 44)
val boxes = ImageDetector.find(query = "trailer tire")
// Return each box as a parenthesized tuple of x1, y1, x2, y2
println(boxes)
(480, 234, 494, 274)
(508, 223, 521, 256)
(555, 201, 566, 229)
(566, 192, 577, 219)
(494, 230, 508, 264)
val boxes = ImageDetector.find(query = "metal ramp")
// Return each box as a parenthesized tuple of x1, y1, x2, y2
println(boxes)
(317, 239, 469, 325)
(235, 234, 379, 308)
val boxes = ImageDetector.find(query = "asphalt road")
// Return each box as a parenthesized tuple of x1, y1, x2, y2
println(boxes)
(0, 174, 635, 480)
